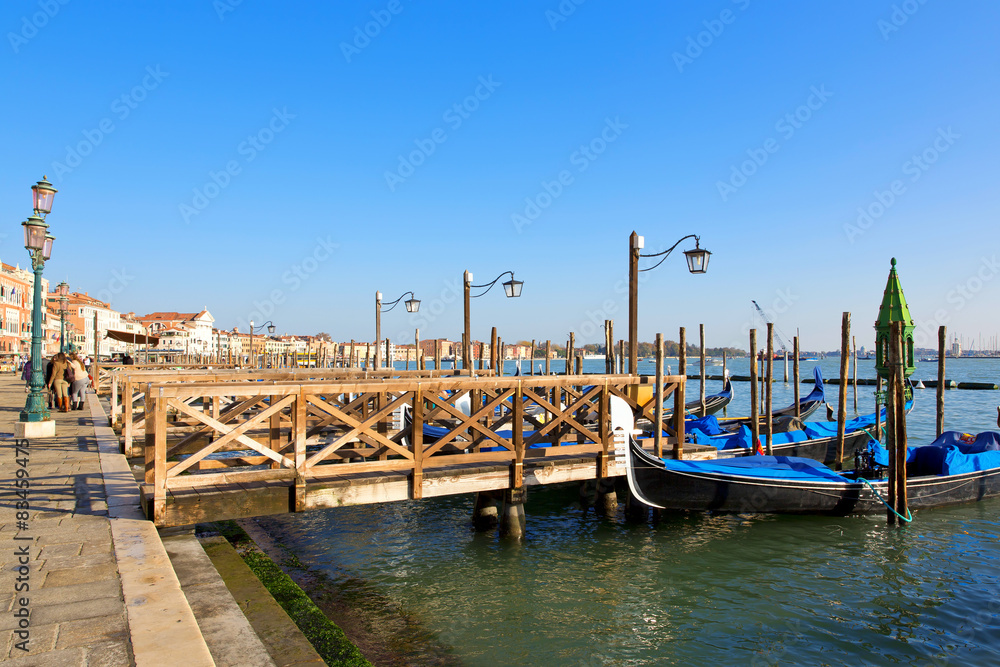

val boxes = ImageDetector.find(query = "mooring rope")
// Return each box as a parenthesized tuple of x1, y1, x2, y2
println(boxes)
(857, 476, 913, 523)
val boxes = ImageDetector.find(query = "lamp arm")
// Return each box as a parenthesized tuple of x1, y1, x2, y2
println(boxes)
(252, 320, 275, 333)
(380, 291, 415, 313)
(470, 271, 514, 299)
(638, 234, 700, 273)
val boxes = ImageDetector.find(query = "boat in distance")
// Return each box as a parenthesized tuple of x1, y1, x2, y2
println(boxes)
(625, 431, 1000, 515)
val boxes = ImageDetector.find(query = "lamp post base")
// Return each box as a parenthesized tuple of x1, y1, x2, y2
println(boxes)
(15, 419, 56, 439)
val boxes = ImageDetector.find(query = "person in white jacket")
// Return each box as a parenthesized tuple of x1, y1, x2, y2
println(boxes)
(67, 351, 89, 410)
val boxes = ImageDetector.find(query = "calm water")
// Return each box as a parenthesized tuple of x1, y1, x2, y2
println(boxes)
(266, 357, 1000, 665)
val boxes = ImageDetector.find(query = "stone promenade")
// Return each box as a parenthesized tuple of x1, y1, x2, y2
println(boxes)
(0, 375, 216, 665)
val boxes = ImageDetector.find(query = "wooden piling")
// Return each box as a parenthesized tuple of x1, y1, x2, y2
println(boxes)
(618, 340, 625, 375)
(415, 329, 422, 371)
(766, 323, 773, 456)
(750, 329, 759, 453)
(567, 332, 575, 376)
(937, 325, 946, 437)
(699, 323, 706, 416)
(793, 336, 800, 418)
(835, 312, 851, 468)
(575, 355, 582, 375)
(654, 333, 664, 459)
(887, 321, 909, 525)
(722, 349, 728, 417)
(678, 327, 686, 378)
(783, 349, 789, 383)
(852, 335, 858, 412)
(545, 340, 551, 375)
(674, 327, 686, 460)
(605, 320, 614, 374)
(435, 339, 442, 371)
(490, 327, 498, 371)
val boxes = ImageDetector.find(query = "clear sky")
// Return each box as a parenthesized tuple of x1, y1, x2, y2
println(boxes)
(2, 1, 998, 351)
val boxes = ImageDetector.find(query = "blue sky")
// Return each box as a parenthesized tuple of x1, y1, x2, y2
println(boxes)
(2, 1, 998, 351)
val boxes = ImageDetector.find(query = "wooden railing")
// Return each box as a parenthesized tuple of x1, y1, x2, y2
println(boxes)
(139, 373, 685, 525)
(109, 366, 491, 455)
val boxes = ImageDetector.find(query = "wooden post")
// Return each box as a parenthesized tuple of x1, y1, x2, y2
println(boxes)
(575, 355, 582, 375)
(477, 339, 484, 373)
(567, 332, 575, 376)
(699, 323, 706, 416)
(605, 320, 614, 374)
(793, 336, 800, 418)
(852, 335, 858, 412)
(545, 340, 551, 375)
(411, 387, 424, 499)
(654, 333, 664, 459)
(435, 339, 442, 371)
(678, 328, 686, 379)
(490, 327, 498, 371)
(414, 330, 422, 371)
(937, 325, 946, 437)
(618, 340, 625, 375)
(750, 329, 759, 454)
(783, 349, 788, 383)
(836, 312, 851, 468)
(349, 339, 355, 368)
(721, 349, 728, 417)
(93, 312, 99, 361)
(887, 321, 908, 525)
(496, 337, 503, 376)
(529, 339, 536, 375)
(628, 230, 640, 374)
(766, 322, 774, 456)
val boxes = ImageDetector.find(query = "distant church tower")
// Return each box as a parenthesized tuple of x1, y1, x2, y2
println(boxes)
(952, 336, 961, 358)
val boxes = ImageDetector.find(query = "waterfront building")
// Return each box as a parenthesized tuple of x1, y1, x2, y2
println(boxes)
(139, 310, 216, 358)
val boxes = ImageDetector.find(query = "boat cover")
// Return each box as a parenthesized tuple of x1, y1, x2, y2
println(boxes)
(660, 455, 847, 483)
(870, 432, 1000, 476)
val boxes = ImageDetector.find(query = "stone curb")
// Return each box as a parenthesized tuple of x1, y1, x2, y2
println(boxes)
(87, 393, 216, 666)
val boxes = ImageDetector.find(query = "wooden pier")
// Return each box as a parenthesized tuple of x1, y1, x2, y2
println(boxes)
(103, 370, 698, 528)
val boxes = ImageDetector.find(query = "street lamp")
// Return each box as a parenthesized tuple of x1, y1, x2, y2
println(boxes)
(375, 290, 419, 369)
(627, 231, 710, 374)
(57, 281, 69, 353)
(248, 319, 275, 368)
(19, 176, 57, 433)
(463, 270, 522, 369)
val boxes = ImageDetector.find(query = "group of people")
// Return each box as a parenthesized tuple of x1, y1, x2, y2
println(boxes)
(20, 351, 91, 411)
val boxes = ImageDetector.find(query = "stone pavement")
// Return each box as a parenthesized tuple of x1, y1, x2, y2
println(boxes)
(0, 375, 214, 666)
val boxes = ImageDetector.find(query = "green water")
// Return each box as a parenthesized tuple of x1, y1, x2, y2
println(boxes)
(264, 357, 1000, 665)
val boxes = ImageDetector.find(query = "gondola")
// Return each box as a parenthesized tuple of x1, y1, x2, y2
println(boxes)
(710, 367, 825, 432)
(625, 430, 1000, 515)
(665, 376, 735, 419)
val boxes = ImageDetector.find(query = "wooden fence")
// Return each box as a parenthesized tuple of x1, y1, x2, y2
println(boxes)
(137, 373, 686, 526)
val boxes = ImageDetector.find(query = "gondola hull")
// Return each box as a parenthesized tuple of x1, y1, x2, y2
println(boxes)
(626, 437, 1000, 514)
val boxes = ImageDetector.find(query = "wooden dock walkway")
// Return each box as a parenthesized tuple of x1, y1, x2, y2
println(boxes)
(100, 368, 700, 528)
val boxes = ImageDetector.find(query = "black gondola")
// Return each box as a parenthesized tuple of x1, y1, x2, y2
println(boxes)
(625, 431, 1000, 515)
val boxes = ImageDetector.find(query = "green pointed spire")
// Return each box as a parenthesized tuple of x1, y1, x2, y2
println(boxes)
(874, 257, 916, 379)
(875, 258, 914, 329)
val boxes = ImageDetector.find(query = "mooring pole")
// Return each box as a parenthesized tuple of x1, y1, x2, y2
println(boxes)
(793, 336, 800, 419)
(852, 335, 858, 413)
(568, 332, 575, 376)
(654, 333, 664, 459)
(605, 320, 614, 374)
(699, 324, 706, 416)
(937, 325, 946, 438)
(750, 329, 759, 453)
(529, 339, 536, 375)
(836, 312, 851, 469)
(766, 322, 774, 456)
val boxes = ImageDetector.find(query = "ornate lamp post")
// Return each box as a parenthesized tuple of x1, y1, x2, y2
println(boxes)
(627, 231, 710, 374)
(375, 290, 419, 369)
(463, 270, 523, 369)
(18, 176, 57, 436)
(248, 319, 275, 368)
(57, 281, 69, 353)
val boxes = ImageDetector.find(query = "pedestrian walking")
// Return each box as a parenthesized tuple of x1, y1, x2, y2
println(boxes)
(67, 352, 88, 410)
(47, 352, 71, 412)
